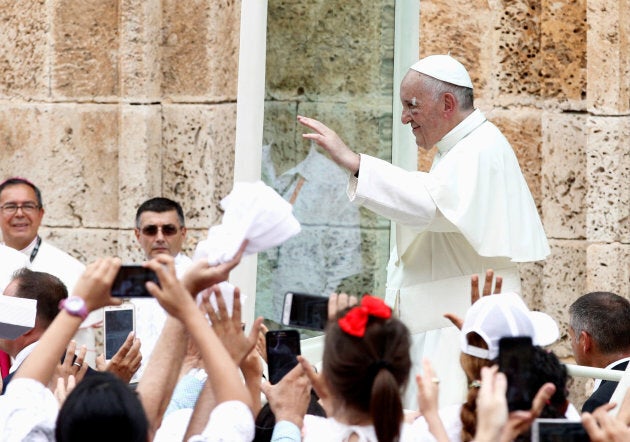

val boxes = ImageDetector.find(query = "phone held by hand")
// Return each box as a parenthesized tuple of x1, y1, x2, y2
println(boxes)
(281, 292, 328, 331)
(111, 265, 160, 297)
(266, 329, 301, 384)
(532, 419, 590, 442)
(499, 336, 534, 411)
(104, 304, 135, 361)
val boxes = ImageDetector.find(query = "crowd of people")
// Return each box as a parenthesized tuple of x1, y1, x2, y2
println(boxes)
(0, 53, 629, 441)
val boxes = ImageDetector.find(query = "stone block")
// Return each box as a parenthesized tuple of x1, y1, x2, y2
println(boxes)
(161, 0, 240, 101)
(120, 0, 162, 100)
(541, 239, 588, 354)
(265, 0, 393, 101)
(541, 111, 587, 239)
(40, 227, 118, 265)
(586, 243, 630, 298)
(419, 0, 493, 97)
(587, 0, 630, 113)
(51, 0, 119, 99)
(540, 0, 586, 100)
(0, 104, 120, 229)
(517, 261, 544, 309)
(493, 0, 542, 97)
(0, 1, 49, 99)
(585, 116, 630, 242)
(492, 108, 543, 209)
(118, 105, 163, 228)
(161, 103, 238, 229)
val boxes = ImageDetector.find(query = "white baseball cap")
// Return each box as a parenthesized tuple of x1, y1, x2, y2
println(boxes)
(460, 292, 559, 360)
(409, 54, 474, 89)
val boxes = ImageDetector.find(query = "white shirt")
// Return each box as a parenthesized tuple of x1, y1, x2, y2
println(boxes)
(0, 245, 28, 293)
(303, 415, 430, 442)
(187, 400, 254, 442)
(8, 341, 38, 374)
(0, 378, 57, 441)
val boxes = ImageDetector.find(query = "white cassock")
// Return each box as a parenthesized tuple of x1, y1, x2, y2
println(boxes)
(348, 109, 549, 408)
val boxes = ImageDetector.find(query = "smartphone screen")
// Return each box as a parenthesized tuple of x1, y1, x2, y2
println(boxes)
(499, 336, 534, 411)
(266, 329, 301, 384)
(104, 307, 134, 360)
(111, 265, 160, 297)
(532, 419, 590, 442)
(281, 292, 328, 331)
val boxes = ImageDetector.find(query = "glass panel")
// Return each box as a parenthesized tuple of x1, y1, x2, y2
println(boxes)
(256, 0, 395, 335)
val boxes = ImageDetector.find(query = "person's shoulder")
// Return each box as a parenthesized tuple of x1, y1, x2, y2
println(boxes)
(38, 240, 85, 269)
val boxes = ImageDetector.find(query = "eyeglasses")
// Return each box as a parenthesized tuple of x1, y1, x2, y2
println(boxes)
(0, 202, 41, 215)
(140, 224, 180, 236)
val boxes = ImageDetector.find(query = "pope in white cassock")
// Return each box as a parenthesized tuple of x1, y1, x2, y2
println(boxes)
(297, 55, 549, 408)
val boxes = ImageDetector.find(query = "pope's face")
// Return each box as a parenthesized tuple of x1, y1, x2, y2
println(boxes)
(399, 71, 449, 151)
(134, 210, 186, 259)
(0, 184, 44, 250)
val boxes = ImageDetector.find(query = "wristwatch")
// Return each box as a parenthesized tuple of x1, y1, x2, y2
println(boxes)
(59, 296, 88, 320)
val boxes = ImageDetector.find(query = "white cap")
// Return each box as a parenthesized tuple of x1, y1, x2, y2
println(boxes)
(460, 292, 559, 360)
(409, 54, 474, 89)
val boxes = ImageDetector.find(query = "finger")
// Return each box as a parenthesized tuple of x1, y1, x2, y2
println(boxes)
(328, 293, 338, 320)
(470, 274, 480, 304)
(95, 354, 106, 371)
(348, 295, 358, 308)
(212, 285, 229, 323)
(67, 374, 76, 391)
(615, 387, 630, 423)
(482, 269, 494, 296)
(297, 355, 325, 398)
(232, 286, 242, 325)
(580, 413, 603, 441)
(494, 276, 503, 294)
(530, 382, 556, 417)
(337, 293, 349, 311)
(64, 340, 77, 369)
(115, 331, 136, 360)
(76, 361, 88, 382)
(204, 292, 220, 326)
(74, 344, 87, 367)
(443, 313, 464, 330)
(247, 317, 264, 346)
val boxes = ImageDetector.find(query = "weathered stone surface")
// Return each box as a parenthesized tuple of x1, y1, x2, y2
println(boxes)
(120, 0, 162, 100)
(586, 116, 630, 242)
(266, 0, 393, 101)
(587, 0, 630, 113)
(0, 104, 120, 228)
(118, 105, 162, 228)
(586, 243, 630, 298)
(161, 0, 240, 101)
(52, 0, 119, 99)
(518, 261, 544, 309)
(161, 103, 237, 229)
(40, 227, 117, 264)
(541, 239, 588, 355)
(0, 1, 49, 99)
(540, 0, 587, 100)
(419, 0, 493, 97)
(541, 111, 587, 239)
(492, 108, 543, 209)
(494, 0, 542, 97)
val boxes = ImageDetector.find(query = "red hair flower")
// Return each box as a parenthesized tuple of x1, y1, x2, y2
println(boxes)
(338, 295, 392, 337)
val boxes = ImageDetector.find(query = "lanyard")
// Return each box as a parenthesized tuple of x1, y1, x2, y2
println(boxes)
(29, 236, 42, 263)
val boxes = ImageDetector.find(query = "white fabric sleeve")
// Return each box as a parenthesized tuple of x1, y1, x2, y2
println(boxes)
(0, 378, 58, 441)
(193, 400, 254, 442)
(347, 154, 437, 231)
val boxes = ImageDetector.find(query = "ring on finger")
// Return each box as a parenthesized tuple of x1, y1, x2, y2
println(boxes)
(73, 362, 82, 367)
(431, 377, 440, 384)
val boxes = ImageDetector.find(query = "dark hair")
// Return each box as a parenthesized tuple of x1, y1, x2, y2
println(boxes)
(569, 291, 630, 354)
(0, 177, 43, 207)
(323, 308, 411, 442)
(135, 197, 185, 228)
(12, 268, 68, 328)
(56, 371, 148, 442)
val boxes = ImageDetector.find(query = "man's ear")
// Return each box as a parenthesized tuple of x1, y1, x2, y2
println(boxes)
(181, 226, 187, 239)
(443, 92, 457, 115)
(134, 228, 141, 242)
(580, 330, 593, 353)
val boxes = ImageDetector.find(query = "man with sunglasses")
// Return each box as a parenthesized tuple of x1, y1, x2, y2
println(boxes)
(131, 197, 192, 380)
(134, 197, 191, 274)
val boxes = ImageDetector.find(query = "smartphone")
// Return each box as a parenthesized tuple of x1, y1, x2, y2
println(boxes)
(499, 336, 534, 411)
(111, 265, 160, 297)
(281, 292, 329, 331)
(532, 419, 590, 442)
(103, 304, 135, 361)
(266, 329, 301, 384)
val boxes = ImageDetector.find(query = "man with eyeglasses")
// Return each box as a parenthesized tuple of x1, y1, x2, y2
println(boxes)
(0, 177, 97, 365)
(131, 197, 192, 380)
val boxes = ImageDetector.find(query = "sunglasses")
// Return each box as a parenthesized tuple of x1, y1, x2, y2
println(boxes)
(140, 224, 180, 236)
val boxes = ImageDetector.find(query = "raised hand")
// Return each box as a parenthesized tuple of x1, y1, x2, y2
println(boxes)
(96, 331, 142, 383)
(444, 269, 503, 329)
(298, 116, 361, 174)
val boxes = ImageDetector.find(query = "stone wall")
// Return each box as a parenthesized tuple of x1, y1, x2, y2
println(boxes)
(0, 0, 241, 264)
